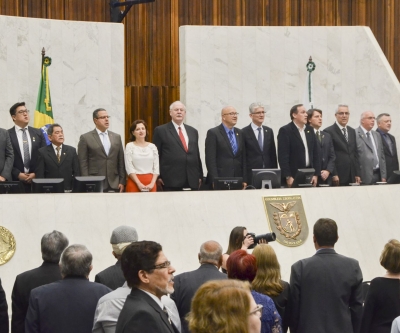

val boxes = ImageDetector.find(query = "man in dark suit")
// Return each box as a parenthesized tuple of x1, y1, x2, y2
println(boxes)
(0, 128, 14, 182)
(153, 101, 203, 191)
(116, 241, 178, 333)
(95, 225, 138, 290)
(277, 104, 320, 187)
(11, 230, 69, 333)
(307, 108, 336, 185)
(25, 244, 111, 333)
(376, 113, 399, 179)
(35, 124, 80, 191)
(288, 218, 363, 333)
(78, 108, 125, 192)
(0, 278, 8, 333)
(205, 106, 247, 188)
(171, 240, 227, 333)
(324, 104, 361, 186)
(8, 102, 47, 192)
(242, 103, 277, 185)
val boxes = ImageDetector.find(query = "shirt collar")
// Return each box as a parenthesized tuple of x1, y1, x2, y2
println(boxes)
(96, 128, 108, 135)
(360, 126, 369, 135)
(376, 128, 387, 136)
(139, 288, 164, 309)
(335, 121, 346, 130)
(293, 121, 305, 131)
(171, 121, 184, 130)
(52, 143, 62, 150)
(15, 124, 28, 132)
(251, 122, 262, 131)
(222, 123, 234, 134)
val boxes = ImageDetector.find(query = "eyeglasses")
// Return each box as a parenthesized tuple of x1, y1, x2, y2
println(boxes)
(152, 260, 171, 270)
(16, 110, 29, 115)
(251, 111, 266, 115)
(97, 116, 111, 120)
(249, 304, 263, 318)
(172, 108, 185, 112)
(223, 112, 239, 116)
(336, 112, 350, 116)
(364, 117, 376, 120)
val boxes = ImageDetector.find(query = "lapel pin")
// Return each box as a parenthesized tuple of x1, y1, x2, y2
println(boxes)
(307, 131, 309, 133)
(33, 137, 36, 142)
(265, 129, 268, 133)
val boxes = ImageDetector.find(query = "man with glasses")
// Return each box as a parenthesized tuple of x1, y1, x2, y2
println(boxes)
(205, 106, 247, 189)
(78, 108, 125, 192)
(242, 103, 277, 185)
(356, 111, 386, 185)
(8, 102, 47, 192)
(324, 105, 361, 186)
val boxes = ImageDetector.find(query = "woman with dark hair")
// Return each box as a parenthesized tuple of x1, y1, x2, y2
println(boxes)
(227, 249, 282, 333)
(252, 244, 290, 333)
(360, 239, 400, 333)
(125, 120, 159, 192)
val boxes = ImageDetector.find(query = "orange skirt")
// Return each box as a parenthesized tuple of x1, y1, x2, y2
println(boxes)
(126, 174, 157, 192)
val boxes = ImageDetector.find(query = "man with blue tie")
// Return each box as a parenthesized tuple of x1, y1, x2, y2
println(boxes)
(205, 106, 247, 189)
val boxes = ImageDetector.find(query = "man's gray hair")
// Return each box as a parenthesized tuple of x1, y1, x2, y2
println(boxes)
(41, 230, 69, 263)
(377, 113, 391, 123)
(335, 104, 349, 114)
(169, 101, 186, 111)
(60, 244, 92, 277)
(199, 241, 223, 265)
(249, 102, 265, 114)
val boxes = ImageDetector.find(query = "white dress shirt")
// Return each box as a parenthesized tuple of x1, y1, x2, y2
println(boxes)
(171, 121, 189, 146)
(294, 122, 310, 167)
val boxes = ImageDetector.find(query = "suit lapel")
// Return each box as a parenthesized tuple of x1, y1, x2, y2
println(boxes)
(185, 125, 195, 152)
(357, 127, 373, 152)
(92, 130, 107, 156)
(59, 146, 67, 165)
(46, 145, 59, 166)
(249, 125, 263, 153)
(219, 124, 234, 156)
(168, 122, 186, 153)
(9, 128, 22, 160)
(289, 122, 305, 147)
(305, 126, 314, 152)
(333, 123, 348, 145)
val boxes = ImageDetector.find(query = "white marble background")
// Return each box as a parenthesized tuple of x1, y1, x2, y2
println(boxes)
(180, 26, 400, 169)
(0, 15, 125, 146)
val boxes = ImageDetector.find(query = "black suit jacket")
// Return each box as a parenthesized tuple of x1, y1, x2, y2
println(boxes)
(94, 260, 125, 290)
(376, 129, 399, 179)
(36, 144, 80, 191)
(11, 262, 62, 333)
(277, 122, 321, 179)
(316, 130, 336, 184)
(153, 122, 203, 189)
(171, 264, 227, 333)
(0, 278, 8, 333)
(205, 124, 247, 184)
(25, 276, 111, 333)
(0, 128, 14, 181)
(116, 288, 177, 333)
(288, 249, 363, 333)
(324, 123, 360, 185)
(242, 124, 277, 184)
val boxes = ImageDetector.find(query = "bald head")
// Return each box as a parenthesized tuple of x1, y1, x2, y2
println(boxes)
(198, 240, 223, 267)
(221, 106, 238, 129)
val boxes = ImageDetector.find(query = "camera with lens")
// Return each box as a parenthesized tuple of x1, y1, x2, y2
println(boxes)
(245, 232, 276, 249)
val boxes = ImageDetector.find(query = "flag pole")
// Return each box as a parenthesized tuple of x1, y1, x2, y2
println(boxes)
(306, 56, 316, 109)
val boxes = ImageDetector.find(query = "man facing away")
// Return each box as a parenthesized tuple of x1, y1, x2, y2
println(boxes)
(78, 108, 125, 192)
(288, 218, 363, 333)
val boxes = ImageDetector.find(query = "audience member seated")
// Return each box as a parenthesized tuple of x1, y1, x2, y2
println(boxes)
(361, 239, 400, 333)
(11, 230, 69, 333)
(125, 120, 159, 192)
(227, 249, 282, 333)
(252, 244, 290, 333)
(171, 240, 226, 333)
(187, 279, 261, 333)
(95, 226, 138, 290)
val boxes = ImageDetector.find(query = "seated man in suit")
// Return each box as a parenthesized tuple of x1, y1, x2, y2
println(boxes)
(205, 106, 247, 189)
(95, 225, 139, 290)
(376, 113, 399, 180)
(8, 102, 47, 192)
(171, 240, 227, 333)
(36, 124, 80, 191)
(0, 128, 14, 182)
(277, 104, 320, 187)
(242, 103, 277, 185)
(12, 230, 69, 333)
(116, 241, 179, 333)
(306, 108, 336, 185)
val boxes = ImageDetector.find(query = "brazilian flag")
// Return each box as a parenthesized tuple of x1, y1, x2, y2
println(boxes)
(34, 56, 54, 145)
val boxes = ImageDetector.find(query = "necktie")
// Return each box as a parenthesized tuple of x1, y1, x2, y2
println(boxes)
(163, 306, 172, 324)
(316, 130, 322, 143)
(56, 146, 61, 163)
(342, 127, 348, 142)
(22, 129, 31, 170)
(366, 132, 379, 167)
(228, 130, 237, 155)
(102, 132, 110, 155)
(257, 127, 263, 151)
(178, 127, 188, 152)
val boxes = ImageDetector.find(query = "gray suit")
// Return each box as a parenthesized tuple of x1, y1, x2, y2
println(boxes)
(355, 126, 386, 184)
(78, 129, 126, 190)
(0, 128, 14, 181)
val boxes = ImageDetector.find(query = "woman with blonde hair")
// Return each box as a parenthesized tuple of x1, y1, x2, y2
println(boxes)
(252, 244, 290, 333)
(187, 279, 262, 333)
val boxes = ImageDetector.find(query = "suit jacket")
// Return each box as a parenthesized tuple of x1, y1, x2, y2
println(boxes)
(153, 122, 203, 189)
(288, 249, 363, 333)
(11, 262, 63, 333)
(355, 126, 386, 184)
(0, 278, 8, 333)
(8, 126, 46, 180)
(205, 124, 247, 184)
(116, 288, 178, 333)
(94, 260, 125, 290)
(35, 144, 80, 191)
(324, 123, 360, 185)
(316, 130, 336, 184)
(242, 123, 277, 184)
(376, 129, 399, 179)
(77, 129, 126, 190)
(171, 264, 227, 333)
(25, 276, 111, 333)
(0, 128, 14, 181)
(277, 122, 321, 179)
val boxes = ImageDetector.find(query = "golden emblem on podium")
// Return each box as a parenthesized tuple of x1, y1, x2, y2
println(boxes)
(262, 195, 309, 247)
(0, 226, 16, 265)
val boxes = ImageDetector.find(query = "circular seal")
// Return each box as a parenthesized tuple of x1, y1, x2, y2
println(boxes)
(0, 226, 16, 265)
